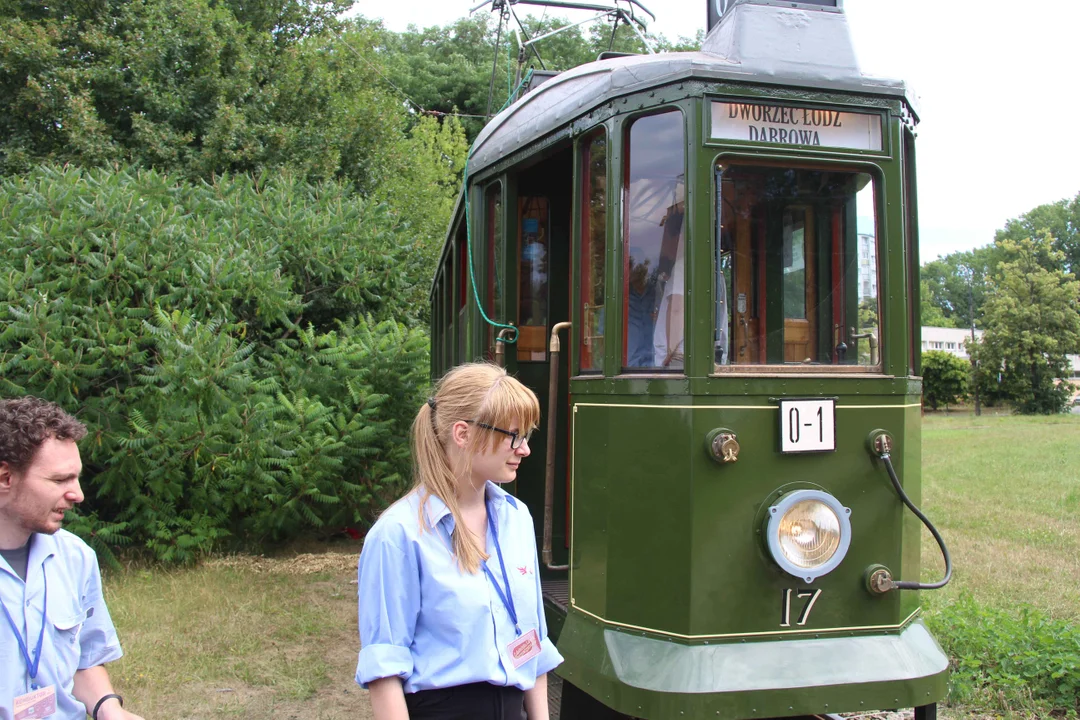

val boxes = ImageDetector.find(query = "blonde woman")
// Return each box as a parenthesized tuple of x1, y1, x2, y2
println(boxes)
(356, 363, 563, 720)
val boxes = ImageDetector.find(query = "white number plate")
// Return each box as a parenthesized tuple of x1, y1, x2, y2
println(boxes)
(779, 399, 836, 453)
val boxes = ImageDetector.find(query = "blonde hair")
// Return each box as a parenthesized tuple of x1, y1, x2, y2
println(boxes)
(411, 362, 540, 573)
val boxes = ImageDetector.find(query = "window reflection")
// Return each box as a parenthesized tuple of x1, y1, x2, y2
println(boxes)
(624, 111, 685, 371)
(517, 196, 549, 361)
(715, 164, 879, 368)
(580, 131, 607, 373)
(486, 184, 503, 359)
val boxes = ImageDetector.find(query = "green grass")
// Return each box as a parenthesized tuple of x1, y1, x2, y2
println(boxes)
(102, 551, 369, 719)
(921, 414, 1080, 618)
(921, 414, 1080, 719)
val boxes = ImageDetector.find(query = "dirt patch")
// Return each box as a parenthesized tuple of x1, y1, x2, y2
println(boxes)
(205, 551, 359, 576)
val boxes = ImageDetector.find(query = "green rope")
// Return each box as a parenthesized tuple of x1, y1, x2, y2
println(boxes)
(463, 68, 535, 345)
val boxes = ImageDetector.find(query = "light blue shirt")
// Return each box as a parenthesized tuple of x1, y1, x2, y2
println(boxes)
(355, 482, 563, 693)
(0, 530, 123, 720)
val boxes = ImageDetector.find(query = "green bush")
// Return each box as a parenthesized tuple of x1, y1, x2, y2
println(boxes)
(921, 350, 971, 410)
(0, 166, 431, 562)
(927, 596, 1080, 717)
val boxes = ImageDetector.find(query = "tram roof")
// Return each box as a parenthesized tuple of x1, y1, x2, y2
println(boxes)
(467, 1, 918, 177)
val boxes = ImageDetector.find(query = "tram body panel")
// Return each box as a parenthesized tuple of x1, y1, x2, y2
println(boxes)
(567, 398, 918, 637)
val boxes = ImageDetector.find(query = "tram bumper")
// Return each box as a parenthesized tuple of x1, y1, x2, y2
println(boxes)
(554, 609, 948, 719)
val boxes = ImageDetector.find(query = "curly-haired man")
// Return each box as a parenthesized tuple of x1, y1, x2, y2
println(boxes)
(0, 397, 144, 720)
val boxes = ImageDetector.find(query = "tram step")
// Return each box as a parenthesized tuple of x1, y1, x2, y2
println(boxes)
(542, 578, 569, 610)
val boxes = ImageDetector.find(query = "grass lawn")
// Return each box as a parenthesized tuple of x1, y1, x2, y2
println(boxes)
(96, 413, 1080, 719)
(920, 413, 1080, 619)
(103, 552, 372, 719)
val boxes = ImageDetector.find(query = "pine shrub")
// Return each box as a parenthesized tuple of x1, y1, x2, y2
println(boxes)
(0, 166, 430, 562)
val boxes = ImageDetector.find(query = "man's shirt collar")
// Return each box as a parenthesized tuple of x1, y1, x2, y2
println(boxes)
(0, 533, 56, 581)
(27, 532, 58, 571)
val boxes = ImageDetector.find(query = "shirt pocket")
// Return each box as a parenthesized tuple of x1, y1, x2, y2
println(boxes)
(50, 607, 89, 674)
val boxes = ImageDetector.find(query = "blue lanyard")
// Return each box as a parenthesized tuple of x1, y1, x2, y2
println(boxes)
(0, 568, 47, 689)
(481, 499, 521, 636)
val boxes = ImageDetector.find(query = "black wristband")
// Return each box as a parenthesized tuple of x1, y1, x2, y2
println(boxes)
(92, 693, 124, 720)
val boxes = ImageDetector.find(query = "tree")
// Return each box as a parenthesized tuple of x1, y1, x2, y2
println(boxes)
(966, 340, 1010, 409)
(372, 114, 469, 276)
(367, 12, 702, 144)
(920, 279, 950, 327)
(979, 235, 1080, 414)
(921, 350, 969, 410)
(921, 245, 1002, 329)
(995, 192, 1080, 275)
(0, 0, 413, 193)
(920, 192, 1080, 337)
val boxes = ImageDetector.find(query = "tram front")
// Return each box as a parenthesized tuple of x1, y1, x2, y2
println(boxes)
(555, 1, 948, 718)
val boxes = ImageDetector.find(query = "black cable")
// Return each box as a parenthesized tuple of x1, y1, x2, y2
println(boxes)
(485, 7, 506, 117)
(607, 14, 619, 51)
(879, 452, 952, 590)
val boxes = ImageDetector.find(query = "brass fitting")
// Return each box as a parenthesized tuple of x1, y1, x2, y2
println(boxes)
(865, 565, 895, 595)
(706, 428, 740, 464)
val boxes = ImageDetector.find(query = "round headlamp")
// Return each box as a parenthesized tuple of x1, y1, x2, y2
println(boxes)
(766, 490, 851, 583)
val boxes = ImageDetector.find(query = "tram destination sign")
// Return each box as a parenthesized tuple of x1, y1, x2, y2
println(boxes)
(711, 101, 883, 152)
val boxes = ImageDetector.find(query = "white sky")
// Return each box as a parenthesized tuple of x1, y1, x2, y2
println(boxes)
(351, 0, 1080, 260)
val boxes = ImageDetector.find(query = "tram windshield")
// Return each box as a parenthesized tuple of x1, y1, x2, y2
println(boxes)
(714, 164, 880, 369)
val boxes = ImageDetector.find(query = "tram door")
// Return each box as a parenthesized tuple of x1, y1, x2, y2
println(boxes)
(510, 147, 573, 570)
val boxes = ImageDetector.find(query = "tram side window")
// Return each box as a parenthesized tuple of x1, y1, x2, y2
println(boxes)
(715, 164, 880, 368)
(623, 111, 685, 371)
(456, 227, 468, 364)
(486, 184, 504, 359)
(580, 130, 607, 373)
(518, 196, 550, 361)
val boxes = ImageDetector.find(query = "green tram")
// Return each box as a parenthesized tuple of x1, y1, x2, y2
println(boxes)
(429, 1, 950, 717)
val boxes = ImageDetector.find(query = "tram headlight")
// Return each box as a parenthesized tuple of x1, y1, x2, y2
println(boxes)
(766, 490, 852, 583)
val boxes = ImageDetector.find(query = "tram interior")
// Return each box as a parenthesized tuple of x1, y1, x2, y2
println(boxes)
(715, 165, 880, 369)
(511, 147, 572, 565)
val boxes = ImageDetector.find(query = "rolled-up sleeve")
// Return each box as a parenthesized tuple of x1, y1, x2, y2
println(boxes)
(78, 548, 123, 669)
(355, 524, 421, 688)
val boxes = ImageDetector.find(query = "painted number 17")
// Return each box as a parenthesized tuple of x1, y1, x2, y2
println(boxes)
(780, 588, 822, 627)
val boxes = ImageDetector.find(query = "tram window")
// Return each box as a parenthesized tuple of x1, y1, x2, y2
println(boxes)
(580, 130, 607, 374)
(518, 196, 550, 361)
(458, 235, 467, 311)
(715, 164, 880, 369)
(623, 111, 685, 371)
(486, 184, 504, 358)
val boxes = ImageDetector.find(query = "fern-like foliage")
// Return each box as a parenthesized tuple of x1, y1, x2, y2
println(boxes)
(0, 166, 431, 563)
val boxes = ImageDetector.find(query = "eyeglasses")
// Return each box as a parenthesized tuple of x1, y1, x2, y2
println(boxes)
(467, 421, 534, 449)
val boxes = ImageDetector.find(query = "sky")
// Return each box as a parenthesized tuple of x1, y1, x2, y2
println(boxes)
(351, 0, 1080, 260)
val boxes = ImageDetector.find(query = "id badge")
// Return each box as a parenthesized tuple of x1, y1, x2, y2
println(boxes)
(14, 685, 57, 719)
(507, 629, 542, 669)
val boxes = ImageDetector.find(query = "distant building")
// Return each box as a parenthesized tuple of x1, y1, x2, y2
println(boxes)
(921, 326, 981, 360)
(921, 326, 1080, 379)
(857, 217, 876, 302)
